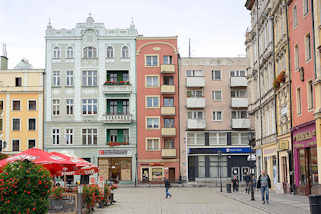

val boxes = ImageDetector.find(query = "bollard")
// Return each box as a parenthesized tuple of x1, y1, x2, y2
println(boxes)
(226, 183, 232, 193)
(309, 195, 321, 214)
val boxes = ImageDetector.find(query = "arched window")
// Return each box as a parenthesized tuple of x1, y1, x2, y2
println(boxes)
(121, 46, 129, 58)
(67, 47, 73, 58)
(53, 47, 60, 59)
(107, 46, 113, 58)
(83, 47, 97, 59)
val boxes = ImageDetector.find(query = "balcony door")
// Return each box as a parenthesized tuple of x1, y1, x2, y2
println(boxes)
(107, 100, 129, 115)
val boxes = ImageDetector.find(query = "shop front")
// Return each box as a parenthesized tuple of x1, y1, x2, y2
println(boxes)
(262, 144, 279, 191)
(277, 138, 291, 193)
(293, 121, 320, 195)
(139, 163, 178, 183)
(98, 149, 135, 184)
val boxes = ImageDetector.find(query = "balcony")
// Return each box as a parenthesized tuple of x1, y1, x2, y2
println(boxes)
(104, 114, 133, 123)
(231, 98, 248, 108)
(161, 128, 176, 136)
(161, 106, 176, 115)
(160, 64, 175, 73)
(231, 119, 251, 129)
(161, 149, 176, 159)
(230, 77, 248, 87)
(103, 83, 132, 94)
(161, 85, 175, 94)
(187, 119, 206, 130)
(186, 97, 205, 108)
(186, 77, 205, 87)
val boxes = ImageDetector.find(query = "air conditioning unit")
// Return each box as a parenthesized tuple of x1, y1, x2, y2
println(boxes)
(299, 67, 304, 81)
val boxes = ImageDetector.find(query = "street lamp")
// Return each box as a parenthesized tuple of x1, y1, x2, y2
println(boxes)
(218, 150, 222, 192)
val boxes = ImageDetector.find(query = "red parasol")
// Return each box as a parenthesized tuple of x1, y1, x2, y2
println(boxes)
(0, 148, 76, 176)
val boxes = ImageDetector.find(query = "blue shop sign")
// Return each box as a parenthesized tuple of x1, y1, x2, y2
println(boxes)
(189, 147, 252, 154)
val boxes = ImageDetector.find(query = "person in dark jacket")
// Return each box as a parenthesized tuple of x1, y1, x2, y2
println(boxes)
(164, 178, 172, 199)
(256, 170, 271, 204)
(231, 176, 239, 192)
(245, 172, 251, 194)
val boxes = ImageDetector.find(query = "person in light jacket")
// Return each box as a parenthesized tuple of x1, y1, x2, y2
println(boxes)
(256, 170, 271, 204)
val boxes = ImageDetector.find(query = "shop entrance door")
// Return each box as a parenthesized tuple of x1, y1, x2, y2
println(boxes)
(142, 168, 149, 183)
(169, 168, 175, 182)
(188, 156, 196, 181)
(281, 156, 288, 193)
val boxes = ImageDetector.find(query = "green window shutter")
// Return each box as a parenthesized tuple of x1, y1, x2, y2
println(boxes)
(117, 72, 122, 82)
(107, 73, 110, 81)
(107, 130, 110, 143)
(118, 129, 124, 142)
(107, 101, 110, 113)
(187, 91, 192, 97)
(117, 100, 123, 114)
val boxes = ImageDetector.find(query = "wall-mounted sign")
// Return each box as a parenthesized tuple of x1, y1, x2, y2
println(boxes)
(294, 130, 316, 142)
(98, 149, 132, 157)
(189, 147, 251, 155)
(278, 140, 289, 151)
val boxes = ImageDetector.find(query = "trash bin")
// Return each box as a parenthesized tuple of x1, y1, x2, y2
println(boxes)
(309, 194, 321, 214)
(226, 183, 231, 193)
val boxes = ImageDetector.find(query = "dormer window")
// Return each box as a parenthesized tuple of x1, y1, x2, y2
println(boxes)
(121, 46, 129, 58)
(83, 47, 97, 59)
(67, 47, 73, 58)
(107, 46, 113, 58)
(53, 47, 60, 59)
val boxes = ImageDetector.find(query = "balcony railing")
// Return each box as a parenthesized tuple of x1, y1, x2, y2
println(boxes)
(161, 85, 175, 94)
(161, 106, 176, 115)
(103, 83, 132, 94)
(187, 119, 206, 129)
(230, 76, 248, 87)
(104, 113, 133, 123)
(161, 149, 176, 159)
(186, 97, 205, 108)
(231, 119, 251, 129)
(186, 77, 205, 87)
(161, 128, 176, 136)
(107, 141, 129, 146)
(231, 98, 248, 108)
(160, 64, 175, 73)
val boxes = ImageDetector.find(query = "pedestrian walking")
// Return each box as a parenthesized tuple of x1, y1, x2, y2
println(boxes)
(231, 176, 239, 192)
(249, 174, 255, 201)
(256, 170, 271, 204)
(245, 172, 251, 194)
(164, 178, 172, 199)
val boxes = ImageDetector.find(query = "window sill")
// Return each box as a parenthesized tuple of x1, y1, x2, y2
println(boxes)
(146, 128, 160, 130)
(82, 58, 98, 60)
(65, 86, 74, 88)
(81, 86, 98, 88)
(146, 107, 160, 109)
(65, 58, 74, 60)
(52, 86, 62, 88)
(144, 65, 159, 68)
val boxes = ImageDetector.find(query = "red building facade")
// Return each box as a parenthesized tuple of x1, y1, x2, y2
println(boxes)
(288, 0, 318, 195)
(136, 37, 180, 183)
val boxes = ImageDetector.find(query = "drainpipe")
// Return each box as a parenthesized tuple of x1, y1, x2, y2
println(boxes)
(285, 0, 295, 194)
(311, 0, 317, 79)
(177, 53, 182, 183)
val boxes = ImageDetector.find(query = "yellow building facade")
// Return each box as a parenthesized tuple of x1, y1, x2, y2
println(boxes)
(0, 58, 44, 154)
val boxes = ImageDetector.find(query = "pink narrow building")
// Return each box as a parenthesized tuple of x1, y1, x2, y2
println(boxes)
(136, 37, 180, 183)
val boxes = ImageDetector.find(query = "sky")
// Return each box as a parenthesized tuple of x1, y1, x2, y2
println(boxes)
(0, 0, 250, 69)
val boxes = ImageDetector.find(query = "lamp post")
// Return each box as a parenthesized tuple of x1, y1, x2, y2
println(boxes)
(248, 132, 255, 201)
(218, 150, 222, 192)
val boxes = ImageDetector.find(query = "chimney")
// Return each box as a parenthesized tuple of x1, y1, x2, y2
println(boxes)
(0, 43, 8, 70)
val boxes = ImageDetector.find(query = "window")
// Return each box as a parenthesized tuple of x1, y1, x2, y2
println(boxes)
(231, 70, 246, 77)
(146, 55, 158, 66)
(15, 77, 22, 87)
(187, 133, 205, 145)
(293, 6, 298, 28)
(66, 99, 73, 115)
(187, 89, 203, 97)
(28, 139, 35, 149)
(186, 70, 204, 77)
(82, 71, 97, 86)
(164, 118, 175, 128)
(209, 156, 228, 178)
(198, 156, 205, 177)
(83, 47, 97, 58)
(67, 47, 73, 58)
(52, 99, 60, 116)
(232, 111, 248, 119)
(53, 71, 60, 86)
(146, 76, 159, 88)
(295, 45, 299, 70)
(241, 133, 248, 145)
(231, 89, 247, 98)
(212, 70, 221, 80)
(82, 99, 97, 115)
(110, 129, 118, 142)
(187, 111, 203, 119)
(12, 118, 20, 131)
(12, 100, 20, 111)
(28, 119, 36, 130)
(53, 47, 60, 59)
(307, 81, 314, 110)
(213, 111, 222, 121)
(303, 0, 309, 15)
(146, 97, 159, 108)
(212, 90, 222, 101)
(107, 46, 113, 58)
(163, 97, 174, 107)
(52, 129, 59, 144)
(12, 140, 19, 152)
(121, 46, 129, 58)
(123, 129, 129, 143)
(146, 138, 160, 151)
(163, 76, 174, 85)
(297, 88, 302, 115)
(164, 139, 174, 149)
(28, 100, 36, 111)
(66, 71, 73, 86)
(0, 100, 3, 111)
(66, 129, 73, 144)
(146, 118, 159, 129)
(82, 128, 98, 145)
(0, 119, 2, 132)
(305, 34, 312, 61)
(231, 133, 239, 145)
(163, 56, 172, 64)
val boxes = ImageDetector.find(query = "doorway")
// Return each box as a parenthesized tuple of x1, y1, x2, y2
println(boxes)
(142, 168, 149, 183)
(169, 168, 175, 182)
(281, 156, 288, 193)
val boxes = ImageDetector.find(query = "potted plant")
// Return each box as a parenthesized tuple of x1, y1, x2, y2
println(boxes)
(49, 186, 65, 210)
(273, 71, 286, 90)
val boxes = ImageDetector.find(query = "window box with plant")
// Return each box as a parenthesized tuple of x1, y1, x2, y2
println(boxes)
(273, 71, 286, 90)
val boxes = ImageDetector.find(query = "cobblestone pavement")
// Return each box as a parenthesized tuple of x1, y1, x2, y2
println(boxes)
(94, 187, 310, 214)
